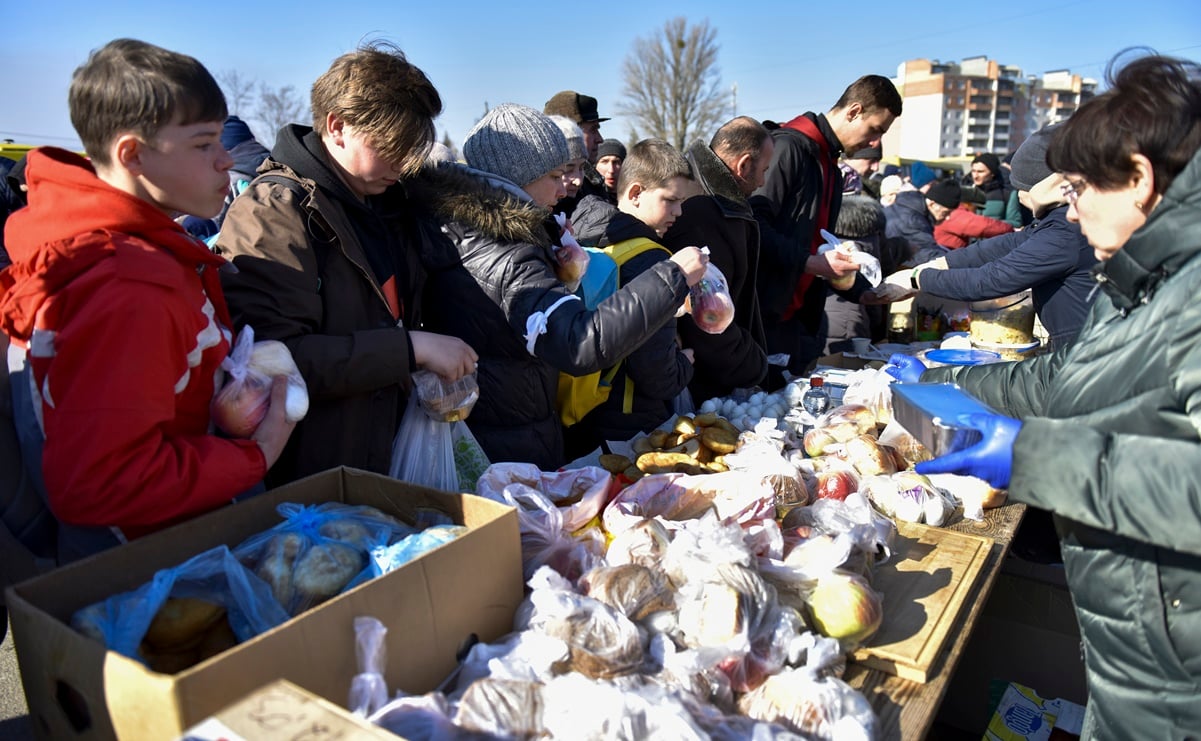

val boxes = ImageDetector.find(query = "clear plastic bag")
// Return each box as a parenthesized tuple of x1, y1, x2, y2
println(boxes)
(489, 483, 604, 583)
(515, 566, 644, 680)
(737, 633, 878, 740)
(475, 462, 610, 532)
(70, 545, 289, 673)
(348, 615, 388, 717)
(552, 212, 590, 292)
(841, 366, 896, 428)
(413, 369, 479, 423)
(211, 325, 309, 437)
(602, 471, 776, 538)
(390, 392, 459, 491)
(687, 257, 736, 334)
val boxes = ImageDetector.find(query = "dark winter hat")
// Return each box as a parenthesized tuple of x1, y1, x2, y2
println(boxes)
(596, 138, 627, 161)
(464, 103, 570, 187)
(846, 144, 882, 160)
(834, 195, 886, 238)
(882, 163, 901, 178)
(1008, 123, 1061, 192)
(220, 116, 256, 151)
(543, 91, 610, 124)
(971, 152, 1002, 177)
(925, 179, 962, 209)
(909, 161, 936, 189)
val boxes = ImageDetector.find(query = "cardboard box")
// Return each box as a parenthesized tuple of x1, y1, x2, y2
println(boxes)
(6, 467, 522, 740)
(178, 679, 394, 741)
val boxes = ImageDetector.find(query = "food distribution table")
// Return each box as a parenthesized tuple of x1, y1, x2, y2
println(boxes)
(844, 500, 1027, 740)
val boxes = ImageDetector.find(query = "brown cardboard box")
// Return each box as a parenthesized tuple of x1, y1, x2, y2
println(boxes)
(178, 679, 395, 740)
(6, 467, 522, 740)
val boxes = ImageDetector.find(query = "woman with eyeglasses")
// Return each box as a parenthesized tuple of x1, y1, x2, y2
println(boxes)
(886, 51, 1201, 738)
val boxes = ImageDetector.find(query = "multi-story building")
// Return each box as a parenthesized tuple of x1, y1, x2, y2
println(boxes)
(882, 56, 1095, 164)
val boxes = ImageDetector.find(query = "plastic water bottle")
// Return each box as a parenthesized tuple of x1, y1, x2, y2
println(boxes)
(802, 376, 831, 418)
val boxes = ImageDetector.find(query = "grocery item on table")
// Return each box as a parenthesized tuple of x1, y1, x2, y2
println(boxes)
(890, 382, 1000, 457)
(802, 377, 831, 417)
(968, 291, 1036, 345)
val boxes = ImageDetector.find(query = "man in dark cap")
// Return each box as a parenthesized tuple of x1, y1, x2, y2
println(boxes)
(883, 178, 957, 266)
(544, 90, 611, 215)
(594, 138, 626, 203)
(543, 90, 608, 163)
(968, 152, 1008, 219)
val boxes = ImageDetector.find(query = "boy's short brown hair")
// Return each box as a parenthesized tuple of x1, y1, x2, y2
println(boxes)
(69, 39, 227, 167)
(311, 42, 442, 178)
(616, 138, 692, 197)
(833, 74, 904, 117)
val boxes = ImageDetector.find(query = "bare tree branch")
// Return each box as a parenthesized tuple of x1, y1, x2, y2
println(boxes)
(617, 17, 731, 150)
(216, 70, 256, 117)
(254, 84, 308, 149)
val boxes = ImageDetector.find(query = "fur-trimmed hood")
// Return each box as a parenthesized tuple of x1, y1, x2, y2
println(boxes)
(834, 195, 886, 238)
(408, 162, 553, 246)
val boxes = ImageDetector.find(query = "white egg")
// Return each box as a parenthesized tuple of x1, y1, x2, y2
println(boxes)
(700, 398, 718, 413)
(747, 405, 763, 420)
(750, 391, 767, 405)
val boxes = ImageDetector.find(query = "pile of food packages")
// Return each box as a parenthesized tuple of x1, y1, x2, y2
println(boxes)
(345, 366, 1007, 739)
(63, 365, 1005, 739)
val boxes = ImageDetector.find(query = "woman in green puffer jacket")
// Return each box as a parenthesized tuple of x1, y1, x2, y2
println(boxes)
(890, 52, 1201, 739)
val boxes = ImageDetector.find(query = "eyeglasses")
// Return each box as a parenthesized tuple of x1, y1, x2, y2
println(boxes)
(1060, 178, 1089, 206)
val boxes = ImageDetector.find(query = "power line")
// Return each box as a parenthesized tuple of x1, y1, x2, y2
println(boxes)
(0, 130, 82, 145)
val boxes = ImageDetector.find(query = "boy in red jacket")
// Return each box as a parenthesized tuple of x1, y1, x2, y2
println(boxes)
(0, 39, 294, 561)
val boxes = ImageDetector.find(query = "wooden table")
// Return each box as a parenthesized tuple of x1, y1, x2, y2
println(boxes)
(844, 500, 1027, 740)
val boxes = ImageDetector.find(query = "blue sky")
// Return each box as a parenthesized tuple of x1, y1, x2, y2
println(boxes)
(3, 0, 1199, 153)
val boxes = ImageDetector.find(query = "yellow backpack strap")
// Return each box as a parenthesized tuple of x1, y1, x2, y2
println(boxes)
(601, 237, 671, 414)
(602, 237, 671, 284)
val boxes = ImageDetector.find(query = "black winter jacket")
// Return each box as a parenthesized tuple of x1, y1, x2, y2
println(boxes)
(920, 205, 1097, 350)
(749, 114, 867, 373)
(409, 165, 690, 469)
(663, 141, 768, 402)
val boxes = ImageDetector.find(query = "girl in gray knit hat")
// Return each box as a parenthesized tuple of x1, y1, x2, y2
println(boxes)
(406, 103, 709, 469)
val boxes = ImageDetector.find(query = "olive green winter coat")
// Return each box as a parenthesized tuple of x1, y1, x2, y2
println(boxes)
(927, 148, 1201, 739)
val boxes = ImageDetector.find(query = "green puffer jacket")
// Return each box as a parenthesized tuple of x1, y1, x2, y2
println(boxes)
(927, 148, 1201, 739)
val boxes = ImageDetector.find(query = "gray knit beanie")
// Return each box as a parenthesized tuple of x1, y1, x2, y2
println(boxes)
(547, 115, 587, 162)
(464, 103, 570, 187)
(1008, 123, 1060, 192)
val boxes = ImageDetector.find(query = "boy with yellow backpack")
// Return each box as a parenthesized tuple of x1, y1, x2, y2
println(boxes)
(563, 139, 698, 459)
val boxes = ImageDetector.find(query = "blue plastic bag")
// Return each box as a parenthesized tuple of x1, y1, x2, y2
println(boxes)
(233, 502, 418, 616)
(70, 545, 289, 669)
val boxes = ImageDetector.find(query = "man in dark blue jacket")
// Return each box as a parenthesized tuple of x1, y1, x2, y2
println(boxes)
(910, 124, 1097, 351)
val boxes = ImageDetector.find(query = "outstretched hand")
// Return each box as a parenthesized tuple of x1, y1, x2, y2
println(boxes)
(885, 353, 927, 383)
(410, 330, 479, 382)
(915, 412, 1022, 489)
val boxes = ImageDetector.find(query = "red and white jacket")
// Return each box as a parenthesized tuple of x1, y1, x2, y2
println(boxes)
(0, 148, 265, 538)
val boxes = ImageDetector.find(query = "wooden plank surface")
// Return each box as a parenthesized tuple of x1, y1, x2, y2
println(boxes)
(845, 501, 1027, 740)
(853, 521, 993, 682)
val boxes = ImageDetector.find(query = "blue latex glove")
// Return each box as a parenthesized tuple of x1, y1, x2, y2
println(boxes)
(915, 412, 1022, 489)
(885, 353, 927, 383)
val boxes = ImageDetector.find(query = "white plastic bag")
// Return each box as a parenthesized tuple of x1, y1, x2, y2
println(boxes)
(389, 393, 458, 491)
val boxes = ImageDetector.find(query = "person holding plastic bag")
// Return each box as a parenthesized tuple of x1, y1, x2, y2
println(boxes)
(215, 44, 479, 487)
(563, 138, 700, 457)
(885, 53, 1201, 739)
(408, 104, 707, 470)
(0, 40, 296, 564)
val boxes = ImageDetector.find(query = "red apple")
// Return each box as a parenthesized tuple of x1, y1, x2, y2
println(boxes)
(815, 470, 860, 501)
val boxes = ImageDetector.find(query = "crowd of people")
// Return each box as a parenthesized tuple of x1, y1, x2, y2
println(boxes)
(1, 36, 1199, 736)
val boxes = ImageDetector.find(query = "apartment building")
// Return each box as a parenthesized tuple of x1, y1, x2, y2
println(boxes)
(882, 56, 1096, 163)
